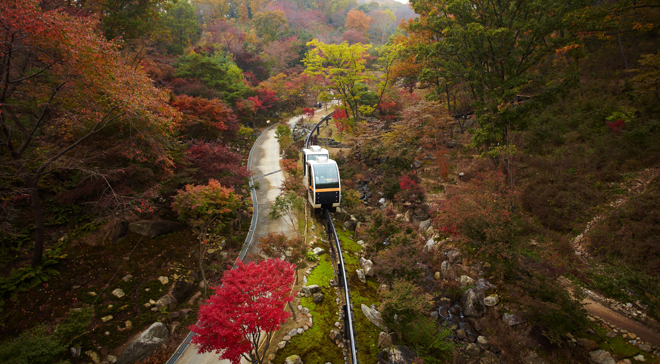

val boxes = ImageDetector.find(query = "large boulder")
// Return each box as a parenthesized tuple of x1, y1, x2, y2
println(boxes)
(589, 350, 616, 364)
(117, 322, 169, 364)
(361, 304, 388, 332)
(128, 220, 184, 239)
(360, 257, 375, 277)
(170, 278, 195, 303)
(440, 261, 457, 281)
(155, 294, 178, 311)
(285, 355, 303, 364)
(418, 219, 432, 232)
(356, 269, 367, 283)
(300, 285, 322, 297)
(377, 346, 417, 364)
(460, 288, 486, 318)
(378, 332, 393, 348)
(343, 219, 357, 231)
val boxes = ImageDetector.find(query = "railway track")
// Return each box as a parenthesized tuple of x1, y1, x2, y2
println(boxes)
(306, 112, 359, 364)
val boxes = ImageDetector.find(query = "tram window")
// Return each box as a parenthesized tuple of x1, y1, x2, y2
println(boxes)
(313, 164, 339, 189)
(307, 154, 328, 162)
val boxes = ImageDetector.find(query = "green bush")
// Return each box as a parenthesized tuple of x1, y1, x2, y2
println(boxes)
(402, 315, 453, 364)
(0, 306, 93, 364)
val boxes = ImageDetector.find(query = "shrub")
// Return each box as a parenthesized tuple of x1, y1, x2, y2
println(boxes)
(435, 170, 519, 257)
(380, 279, 432, 333)
(185, 141, 250, 189)
(373, 242, 425, 284)
(171, 179, 241, 237)
(0, 306, 93, 364)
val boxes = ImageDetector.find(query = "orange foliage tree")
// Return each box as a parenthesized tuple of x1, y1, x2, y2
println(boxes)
(345, 9, 372, 34)
(0, 0, 179, 266)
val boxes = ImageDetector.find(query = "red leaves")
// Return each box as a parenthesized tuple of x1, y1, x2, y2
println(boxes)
(606, 119, 625, 134)
(302, 107, 315, 119)
(333, 109, 348, 120)
(185, 141, 250, 187)
(190, 259, 295, 364)
(171, 95, 239, 140)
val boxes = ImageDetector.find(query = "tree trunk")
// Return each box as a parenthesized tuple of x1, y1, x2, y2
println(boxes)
(27, 176, 45, 267)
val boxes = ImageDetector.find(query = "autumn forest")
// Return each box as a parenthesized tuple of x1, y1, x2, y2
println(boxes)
(1, 0, 660, 363)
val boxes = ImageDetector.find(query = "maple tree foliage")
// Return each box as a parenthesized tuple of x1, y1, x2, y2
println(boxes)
(170, 95, 240, 141)
(342, 29, 369, 45)
(0, 0, 178, 266)
(190, 259, 296, 364)
(185, 141, 251, 188)
(345, 9, 371, 34)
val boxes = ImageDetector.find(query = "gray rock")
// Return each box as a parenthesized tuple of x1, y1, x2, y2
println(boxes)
(639, 343, 652, 352)
(312, 247, 325, 255)
(502, 313, 524, 326)
(378, 198, 386, 205)
(441, 261, 457, 281)
(465, 343, 481, 357)
(456, 329, 467, 340)
(155, 294, 178, 311)
(419, 219, 432, 232)
(117, 322, 169, 364)
(360, 257, 375, 277)
(433, 271, 441, 280)
(128, 220, 184, 239)
(278, 341, 286, 349)
(424, 238, 437, 252)
(343, 220, 357, 231)
(476, 278, 496, 291)
(111, 288, 125, 298)
(111, 220, 129, 242)
(378, 346, 417, 364)
(361, 304, 388, 331)
(122, 275, 133, 282)
(313, 292, 324, 303)
(460, 275, 475, 287)
(300, 285, 322, 297)
(477, 336, 489, 350)
(522, 351, 547, 364)
(412, 160, 422, 169)
(633, 354, 646, 362)
(357, 269, 366, 283)
(285, 355, 303, 364)
(589, 350, 616, 364)
(461, 288, 486, 318)
(378, 332, 393, 348)
(170, 278, 195, 303)
(413, 207, 430, 220)
(446, 249, 463, 263)
(484, 294, 500, 307)
(330, 328, 342, 343)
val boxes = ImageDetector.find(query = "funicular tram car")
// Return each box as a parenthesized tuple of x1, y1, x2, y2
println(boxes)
(306, 156, 341, 212)
(302, 145, 329, 171)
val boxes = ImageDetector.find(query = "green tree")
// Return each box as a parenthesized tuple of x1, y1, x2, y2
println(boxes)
(408, 0, 585, 149)
(253, 10, 289, 44)
(101, 0, 168, 40)
(174, 52, 249, 105)
(160, 0, 201, 55)
(303, 39, 375, 122)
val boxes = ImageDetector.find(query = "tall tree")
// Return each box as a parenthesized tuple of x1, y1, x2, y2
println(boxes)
(408, 0, 585, 150)
(345, 9, 371, 34)
(253, 10, 289, 44)
(0, 0, 178, 266)
(303, 39, 374, 122)
(100, 0, 168, 40)
(190, 259, 296, 364)
(160, 0, 201, 55)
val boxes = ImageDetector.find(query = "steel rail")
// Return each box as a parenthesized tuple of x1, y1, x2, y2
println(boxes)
(325, 208, 358, 364)
(304, 113, 333, 149)
(304, 110, 358, 363)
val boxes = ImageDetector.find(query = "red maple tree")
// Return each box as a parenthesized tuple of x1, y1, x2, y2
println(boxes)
(190, 259, 296, 364)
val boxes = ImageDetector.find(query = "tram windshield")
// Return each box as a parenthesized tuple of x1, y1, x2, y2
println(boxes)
(313, 164, 339, 189)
